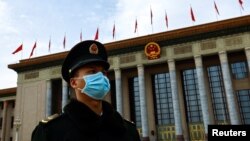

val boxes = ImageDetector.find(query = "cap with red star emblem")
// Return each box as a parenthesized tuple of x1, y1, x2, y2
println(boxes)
(61, 40, 110, 83)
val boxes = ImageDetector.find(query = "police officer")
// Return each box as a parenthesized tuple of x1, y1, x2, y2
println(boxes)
(31, 40, 141, 141)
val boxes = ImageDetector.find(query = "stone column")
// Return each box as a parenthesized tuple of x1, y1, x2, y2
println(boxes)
(168, 59, 184, 141)
(13, 118, 21, 141)
(244, 47, 250, 73)
(1, 101, 8, 141)
(62, 79, 68, 112)
(46, 80, 52, 117)
(137, 64, 149, 141)
(114, 68, 123, 115)
(219, 51, 241, 124)
(194, 55, 212, 140)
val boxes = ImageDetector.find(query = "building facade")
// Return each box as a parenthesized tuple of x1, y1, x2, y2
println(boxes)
(0, 88, 16, 141)
(7, 15, 250, 141)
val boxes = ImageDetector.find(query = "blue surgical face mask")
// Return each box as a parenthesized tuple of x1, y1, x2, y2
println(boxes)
(78, 72, 110, 100)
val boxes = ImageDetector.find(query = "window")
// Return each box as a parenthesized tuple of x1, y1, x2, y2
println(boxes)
(0, 117, 2, 129)
(110, 80, 117, 110)
(11, 116, 14, 128)
(152, 73, 174, 125)
(236, 90, 250, 124)
(11, 101, 15, 108)
(182, 69, 203, 123)
(128, 77, 141, 128)
(51, 79, 62, 114)
(231, 61, 248, 79)
(207, 66, 229, 123)
(0, 102, 3, 109)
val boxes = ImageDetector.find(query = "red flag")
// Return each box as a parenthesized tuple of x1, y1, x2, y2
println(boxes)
(134, 19, 138, 33)
(239, 0, 244, 10)
(165, 11, 168, 29)
(48, 38, 51, 52)
(80, 31, 82, 42)
(12, 44, 23, 54)
(190, 7, 196, 22)
(63, 34, 66, 48)
(94, 28, 99, 40)
(150, 7, 153, 25)
(214, 1, 220, 15)
(29, 42, 37, 58)
(112, 24, 115, 39)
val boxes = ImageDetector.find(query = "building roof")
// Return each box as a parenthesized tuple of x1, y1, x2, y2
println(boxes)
(8, 15, 250, 73)
(0, 87, 16, 96)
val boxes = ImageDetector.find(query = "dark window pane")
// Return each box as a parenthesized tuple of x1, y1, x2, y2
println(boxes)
(128, 77, 142, 128)
(152, 72, 174, 125)
(237, 90, 250, 124)
(231, 62, 248, 79)
(182, 69, 203, 123)
(207, 65, 229, 123)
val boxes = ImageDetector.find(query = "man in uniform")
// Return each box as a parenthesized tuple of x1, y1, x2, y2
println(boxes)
(31, 40, 141, 141)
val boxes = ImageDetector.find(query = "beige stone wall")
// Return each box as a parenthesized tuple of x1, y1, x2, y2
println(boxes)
(109, 32, 249, 70)
(14, 31, 250, 141)
(15, 66, 62, 141)
(107, 32, 250, 140)
(0, 99, 15, 141)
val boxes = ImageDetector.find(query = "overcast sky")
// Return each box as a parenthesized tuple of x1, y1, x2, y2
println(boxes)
(0, 0, 249, 89)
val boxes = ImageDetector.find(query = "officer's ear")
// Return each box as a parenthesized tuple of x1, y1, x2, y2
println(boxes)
(69, 70, 79, 88)
(70, 78, 78, 89)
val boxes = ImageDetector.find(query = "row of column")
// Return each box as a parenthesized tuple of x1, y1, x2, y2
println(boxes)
(46, 79, 68, 117)
(113, 50, 249, 141)
(114, 65, 150, 141)
(114, 63, 185, 141)
(44, 49, 250, 140)
(1, 101, 8, 141)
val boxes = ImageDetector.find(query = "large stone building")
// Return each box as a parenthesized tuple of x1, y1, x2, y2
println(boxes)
(0, 88, 16, 141)
(3, 15, 250, 141)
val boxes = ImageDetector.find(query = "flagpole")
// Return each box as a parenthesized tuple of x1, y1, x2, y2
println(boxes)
(165, 10, 168, 30)
(215, 3, 218, 21)
(214, 1, 219, 21)
(35, 40, 37, 57)
(239, 4, 242, 16)
(135, 17, 139, 37)
(80, 29, 82, 42)
(113, 21, 116, 41)
(49, 35, 51, 54)
(151, 24, 153, 34)
(63, 32, 66, 50)
(21, 42, 23, 60)
(114, 24, 116, 41)
(190, 4, 194, 26)
(137, 23, 139, 37)
(238, 0, 244, 16)
(215, 12, 218, 21)
(150, 5, 153, 34)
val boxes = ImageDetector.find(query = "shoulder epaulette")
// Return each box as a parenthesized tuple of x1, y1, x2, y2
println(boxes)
(124, 119, 135, 125)
(41, 113, 60, 124)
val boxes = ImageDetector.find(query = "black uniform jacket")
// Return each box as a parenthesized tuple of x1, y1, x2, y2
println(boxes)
(31, 100, 141, 141)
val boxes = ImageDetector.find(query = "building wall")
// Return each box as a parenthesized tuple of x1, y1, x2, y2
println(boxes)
(0, 99, 16, 141)
(106, 32, 250, 141)
(15, 67, 61, 141)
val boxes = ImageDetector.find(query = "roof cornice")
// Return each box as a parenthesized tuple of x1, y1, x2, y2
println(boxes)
(0, 87, 16, 96)
(8, 15, 250, 73)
